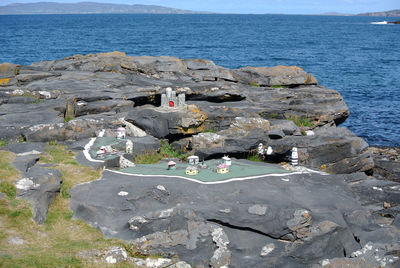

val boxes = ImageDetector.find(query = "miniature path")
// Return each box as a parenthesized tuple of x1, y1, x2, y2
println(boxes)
(84, 137, 322, 184)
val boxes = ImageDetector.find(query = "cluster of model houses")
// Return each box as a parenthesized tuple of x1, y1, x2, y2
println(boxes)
(167, 155, 232, 176)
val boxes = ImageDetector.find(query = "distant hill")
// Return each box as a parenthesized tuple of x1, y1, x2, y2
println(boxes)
(320, 12, 353, 16)
(0, 1, 208, 15)
(357, 9, 400, 17)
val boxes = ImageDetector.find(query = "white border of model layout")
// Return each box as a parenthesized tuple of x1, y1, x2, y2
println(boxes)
(83, 135, 325, 185)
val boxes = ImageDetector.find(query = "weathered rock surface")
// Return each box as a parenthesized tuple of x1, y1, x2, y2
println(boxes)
(370, 146, 400, 182)
(172, 119, 374, 174)
(126, 104, 207, 138)
(5, 142, 62, 224)
(14, 165, 62, 224)
(70, 170, 400, 268)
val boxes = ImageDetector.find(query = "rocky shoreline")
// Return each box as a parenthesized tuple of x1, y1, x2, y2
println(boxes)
(1, 52, 399, 267)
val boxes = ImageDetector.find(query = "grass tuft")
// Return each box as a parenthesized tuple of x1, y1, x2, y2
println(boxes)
(135, 141, 187, 164)
(0, 181, 16, 199)
(284, 113, 314, 128)
(247, 153, 263, 162)
(0, 139, 7, 148)
(250, 82, 260, 87)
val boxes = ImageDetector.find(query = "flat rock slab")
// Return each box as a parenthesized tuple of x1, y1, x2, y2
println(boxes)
(70, 170, 399, 267)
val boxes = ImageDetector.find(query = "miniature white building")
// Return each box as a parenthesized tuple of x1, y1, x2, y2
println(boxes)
(291, 147, 298, 166)
(222, 156, 231, 166)
(217, 164, 229, 174)
(167, 161, 176, 170)
(258, 143, 265, 155)
(117, 127, 126, 139)
(126, 140, 133, 154)
(188, 155, 200, 165)
(96, 146, 106, 159)
(186, 166, 198, 176)
(161, 88, 185, 108)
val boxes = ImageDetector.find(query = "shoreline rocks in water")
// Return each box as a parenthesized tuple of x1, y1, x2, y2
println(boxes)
(1, 52, 399, 267)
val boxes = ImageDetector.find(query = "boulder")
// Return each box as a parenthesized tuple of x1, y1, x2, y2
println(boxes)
(126, 105, 207, 138)
(0, 63, 19, 86)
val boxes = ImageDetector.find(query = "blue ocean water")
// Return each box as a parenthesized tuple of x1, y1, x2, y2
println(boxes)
(0, 14, 399, 147)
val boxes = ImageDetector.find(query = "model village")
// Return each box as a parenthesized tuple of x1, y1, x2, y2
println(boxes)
(89, 88, 300, 179)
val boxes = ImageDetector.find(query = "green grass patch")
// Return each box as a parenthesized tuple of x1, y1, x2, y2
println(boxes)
(0, 139, 7, 148)
(40, 144, 75, 164)
(61, 180, 72, 199)
(135, 151, 163, 164)
(0, 181, 16, 199)
(270, 85, 286, 88)
(136, 141, 187, 164)
(284, 114, 314, 128)
(203, 127, 217, 133)
(250, 82, 260, 87)
(0, 145, 151, 267)
(160, 141, 187, 160)
(247, 153, 263, 162)
(0, 151, 19, 180)
(64, 116, 74, 123)
(268, 113, 279, 119)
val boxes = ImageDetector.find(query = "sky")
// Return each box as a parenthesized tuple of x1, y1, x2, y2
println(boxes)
(0, 0, 399, 14)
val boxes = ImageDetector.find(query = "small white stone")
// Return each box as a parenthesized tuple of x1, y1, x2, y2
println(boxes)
(156, 185, 166, 191)
(260, 243, 275, 256)
(219, 208, 231, 214)
(159, 208, 174, 218)
(248, 204, 268, 216)
(372, 186, 383, 191)
(305, 130, 315, 136)
(118, 191, 129, 196)
(17, 150, 41, 156)
(38, 91, 52, 99)
(105, 256, 117, 264)
(281, 178, 290, 182)
(321, 259, 330, 266)
(145, 258, 172, 267)
(15, 178, 39, 191)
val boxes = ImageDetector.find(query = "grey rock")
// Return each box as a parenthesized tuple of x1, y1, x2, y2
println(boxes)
(126, 105, 207, 138)
(248, 204, 268, 216)
(268, 128, 286, 139)
(393, 215, 400, 229)
(7, 96, 38, 104)
(15, 166, 62, 224)
(104, 246, 127, 264)
(69, 169, 400, 267)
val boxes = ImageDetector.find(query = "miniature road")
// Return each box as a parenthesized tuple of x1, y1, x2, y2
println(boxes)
(83, 137, 322, 184)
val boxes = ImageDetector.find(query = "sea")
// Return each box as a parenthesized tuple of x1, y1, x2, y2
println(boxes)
(0, 14, 399, 147)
